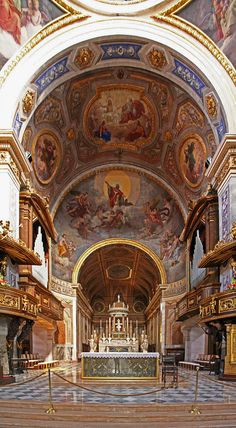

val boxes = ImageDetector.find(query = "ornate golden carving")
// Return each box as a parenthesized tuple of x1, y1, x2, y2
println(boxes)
(206, 94, 217, 119)
(0, 256, 7, 280)
(21, 294, 37, 315)
(148, 48, 167, 70)
(0, 220, 12, 237)
(0, 293, 19, 309)
(210, 297, 216, 314)
(0, 151, 20, 180)
(231, 222, 236, 240)
(219, 297, 236, 312)
(74, 47, 94, 69)
(22, 89, 35, 115)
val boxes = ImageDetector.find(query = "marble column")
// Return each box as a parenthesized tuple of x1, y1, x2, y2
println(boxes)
(72, 286, 78, 360)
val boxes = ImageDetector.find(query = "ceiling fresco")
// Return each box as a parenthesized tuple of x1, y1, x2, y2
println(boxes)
(22, 65, 217, 208)
(18, 37, 225, 292)
(52, 168, 185, 284)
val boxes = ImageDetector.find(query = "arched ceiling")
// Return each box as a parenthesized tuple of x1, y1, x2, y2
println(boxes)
(19, 34, 225, 293)
(22, 44, 220, 209)
(78, 243, 161, 312)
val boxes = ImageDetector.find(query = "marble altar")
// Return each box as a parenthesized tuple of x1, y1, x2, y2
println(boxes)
(81, 352, 159, 379)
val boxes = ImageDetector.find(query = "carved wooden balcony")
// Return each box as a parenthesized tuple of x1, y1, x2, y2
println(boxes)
(176, 281, 220, 321)
(0, 286, 38, 319)
(0, 233, 41, 265)
(199, 290, 236, 323)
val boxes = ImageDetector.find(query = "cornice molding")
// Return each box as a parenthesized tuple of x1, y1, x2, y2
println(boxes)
(0, 233, 41, 265)
(20, 190, 57, 241)
(206, 136, 236, 190)
(0, 131, 31, 183)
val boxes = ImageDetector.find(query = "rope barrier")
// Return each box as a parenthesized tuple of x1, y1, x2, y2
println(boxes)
(53, 371, 164, 397)
(0, 371, 46, 388)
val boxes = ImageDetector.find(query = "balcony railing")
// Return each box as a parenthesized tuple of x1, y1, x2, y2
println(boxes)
(175, 282, 220, 321)
(0, 286, 38, 319)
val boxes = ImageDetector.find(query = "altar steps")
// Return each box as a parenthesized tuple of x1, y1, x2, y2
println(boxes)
(0, 401, 236, 427)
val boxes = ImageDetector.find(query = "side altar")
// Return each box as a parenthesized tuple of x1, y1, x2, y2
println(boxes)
(81, 352, 159, 379)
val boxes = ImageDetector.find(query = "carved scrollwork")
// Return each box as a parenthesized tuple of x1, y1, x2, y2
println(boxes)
(148, 48, 167, 70)
(219, 298, 236, 312)
(22, 89, 35, 115)
(0, 151, 20, 180)
(74, 47, 94, 69)
(0, 293, 19, 309)
(205, 93, 217, 119)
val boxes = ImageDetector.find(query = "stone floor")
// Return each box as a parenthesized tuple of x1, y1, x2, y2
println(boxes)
(0, 364, 235, 405)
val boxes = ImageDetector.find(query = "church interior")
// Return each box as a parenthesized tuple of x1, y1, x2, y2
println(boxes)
(0, 0, 236, 426)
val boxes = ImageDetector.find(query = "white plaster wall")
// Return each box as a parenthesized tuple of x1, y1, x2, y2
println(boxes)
(0, 167, 19, 239)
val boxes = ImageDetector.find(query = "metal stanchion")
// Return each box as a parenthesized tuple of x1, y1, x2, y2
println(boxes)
(46, 368, 56, 414)
(190, 366, 201, 415)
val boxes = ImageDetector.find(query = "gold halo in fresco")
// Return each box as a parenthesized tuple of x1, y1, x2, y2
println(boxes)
(179, 134, 206, 188)
(85, 85, 156, 151)
(32, 130, 61, 184)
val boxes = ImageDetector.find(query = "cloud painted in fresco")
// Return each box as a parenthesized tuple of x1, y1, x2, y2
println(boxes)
(52, 170, 186, 283)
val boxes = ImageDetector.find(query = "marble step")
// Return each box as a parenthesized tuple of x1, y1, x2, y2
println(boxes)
(0, 401, 236, 426)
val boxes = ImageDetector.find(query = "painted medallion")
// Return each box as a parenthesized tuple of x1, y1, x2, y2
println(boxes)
(33, 130, 61, 184)
(179, 135, 206, 187)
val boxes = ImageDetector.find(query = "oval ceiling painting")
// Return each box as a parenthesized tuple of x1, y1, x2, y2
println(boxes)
(179, 134, 206, 187)
(85, 85, 156, 151)
(32, 130, 61, 184)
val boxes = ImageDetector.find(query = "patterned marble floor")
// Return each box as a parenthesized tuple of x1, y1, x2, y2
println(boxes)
(0, 365, 235, 405)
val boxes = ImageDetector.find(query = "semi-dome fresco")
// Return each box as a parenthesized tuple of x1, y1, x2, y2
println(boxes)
(52, 169, 185, 283)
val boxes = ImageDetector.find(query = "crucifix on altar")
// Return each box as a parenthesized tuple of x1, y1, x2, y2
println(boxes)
(116, 318, 122, 332)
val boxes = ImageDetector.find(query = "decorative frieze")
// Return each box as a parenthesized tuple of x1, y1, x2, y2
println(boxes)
(51, 276, 75, 296)
(206, 136, 236, 190)
(200, 291, 236, 322)
(0, 287, 38, 319)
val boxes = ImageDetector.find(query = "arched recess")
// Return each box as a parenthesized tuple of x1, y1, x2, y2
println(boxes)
(72, 238, 167, 285)
(0, 18, 236, 132)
